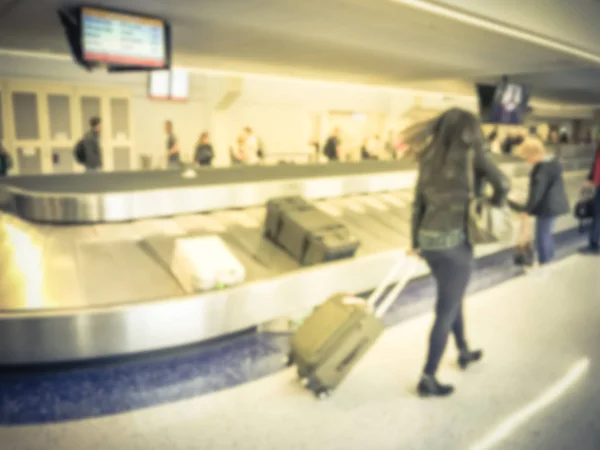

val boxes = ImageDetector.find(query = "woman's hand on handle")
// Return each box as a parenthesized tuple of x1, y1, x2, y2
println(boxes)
(407, 247, 420, 257)
(517, 213, 532, 246)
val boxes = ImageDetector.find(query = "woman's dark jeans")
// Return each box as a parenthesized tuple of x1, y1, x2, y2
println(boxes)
(421, 242, 473, 377)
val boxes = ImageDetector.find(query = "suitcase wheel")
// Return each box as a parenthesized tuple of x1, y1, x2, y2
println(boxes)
(304, 379, 331, 400)
(299, 377, 310, 387)
(315, 388, 331, 401)
(297, 365, 312, 380)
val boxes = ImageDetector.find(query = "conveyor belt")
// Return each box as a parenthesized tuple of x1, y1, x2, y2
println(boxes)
(322, 198, 406, 251)
(0, 189, 415, 311)
(2, 153, 536, 224)
(0, 172, 587, 364)
(0, 175, 581, 313)
(1, 154, 523, 194)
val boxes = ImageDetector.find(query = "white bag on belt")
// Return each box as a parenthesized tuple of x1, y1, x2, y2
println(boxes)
(171, 235, 246, 292)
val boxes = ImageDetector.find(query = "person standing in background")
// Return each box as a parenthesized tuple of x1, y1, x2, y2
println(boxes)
(486, 129, 499, 153)
(385, 130, 396, 159)
(244, 127, 264, 161)
(165, 120, 181, 169)
(581, 142, 600, 254)
(368, 134, 383, 159)
(78, 117, 103, 172)
(395, 132, 408, 159)
(308, 141, 323, 163)
(509, 138, 570, 267)
(360, 137, 373, 160)
(501, 131, 523, 155)
(529, 126, 541, 139)
(323, 128, 341, 162)
(195, 132, 214, 167)
(244, 127, 258, 153)
(231, 135, 251, 165)
(0, 141, 12, 177)
(547, 129, 559, 144)
(558, 127, 569, 144)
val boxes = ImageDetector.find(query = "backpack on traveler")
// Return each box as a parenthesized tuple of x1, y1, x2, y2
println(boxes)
(74, 139, 86, 165)
(0, 151, 12, 176)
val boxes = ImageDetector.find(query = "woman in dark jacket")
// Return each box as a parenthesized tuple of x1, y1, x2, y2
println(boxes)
(509, 138, 569, 265)
(407, 108, 510, 397)
(195, 132, 214, 167)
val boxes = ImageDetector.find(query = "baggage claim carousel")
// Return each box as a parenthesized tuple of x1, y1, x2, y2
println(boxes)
(0, 152, 592, 365)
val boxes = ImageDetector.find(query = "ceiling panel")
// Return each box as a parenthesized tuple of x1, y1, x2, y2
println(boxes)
(0, 0, 598, 103)
(430, 0, 600, 55)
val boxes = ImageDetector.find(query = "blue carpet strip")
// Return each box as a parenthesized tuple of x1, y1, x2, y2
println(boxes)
(0, 227, 589, 425)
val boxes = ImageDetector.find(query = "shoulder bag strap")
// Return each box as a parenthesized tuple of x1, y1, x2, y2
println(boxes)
(466, 147, 476, 200)
(467, 147, 492, 235)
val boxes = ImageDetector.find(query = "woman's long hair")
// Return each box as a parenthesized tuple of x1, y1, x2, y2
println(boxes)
(402, 108, 484, 170)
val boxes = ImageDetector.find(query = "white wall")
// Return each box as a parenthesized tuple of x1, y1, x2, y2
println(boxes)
(129, 78, 207, 166)
(222, 77, 397, 158)
(217, 76, 478, 160)
(0, 53, 595, 172)
(0, 55, 208, 169)
(228, 102, 310, 155)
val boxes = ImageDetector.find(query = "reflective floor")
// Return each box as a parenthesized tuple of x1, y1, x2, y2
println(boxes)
(2, 253, 599, 450)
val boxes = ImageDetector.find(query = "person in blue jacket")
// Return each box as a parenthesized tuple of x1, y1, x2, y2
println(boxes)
(509, 138, 570, 265)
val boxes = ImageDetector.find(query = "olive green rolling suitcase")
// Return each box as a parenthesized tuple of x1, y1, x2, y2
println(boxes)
(287, 255, 416, 399)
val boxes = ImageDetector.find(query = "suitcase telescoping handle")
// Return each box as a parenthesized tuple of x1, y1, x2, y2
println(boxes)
(366, 253, 417, 319)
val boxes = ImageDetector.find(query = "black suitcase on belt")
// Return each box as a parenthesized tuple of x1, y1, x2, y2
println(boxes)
(264, 196, 310, 241)
(303, 225, 360, 266)
(265, 196, 360, 265)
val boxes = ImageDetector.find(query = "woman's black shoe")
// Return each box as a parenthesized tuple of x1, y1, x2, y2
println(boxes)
(458, 349, 483, 370)
(417, 375, 454, 397)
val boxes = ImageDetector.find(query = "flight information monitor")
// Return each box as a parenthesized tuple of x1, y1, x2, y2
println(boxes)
(477, 81, 530, 125)
(81, 7, 167, 68)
